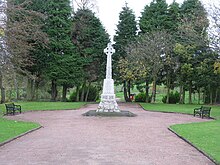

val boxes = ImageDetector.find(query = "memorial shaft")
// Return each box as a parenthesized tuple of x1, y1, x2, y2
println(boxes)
(97, 43, 120, 112)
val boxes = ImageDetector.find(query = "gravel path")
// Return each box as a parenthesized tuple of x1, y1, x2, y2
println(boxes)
(0, 103, 214, 165)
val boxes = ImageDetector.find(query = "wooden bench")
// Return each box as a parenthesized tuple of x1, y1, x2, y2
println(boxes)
(5, 103, 21, 115)
(194, 106, 211, 118)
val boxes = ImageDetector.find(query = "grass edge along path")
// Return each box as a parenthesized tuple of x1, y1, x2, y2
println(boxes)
(0, 102, 87, 145)
(0, 118, 41, 144)
(140, 103, 220, 165)
(0, 102, 87, 116)
(170, 121, 220, 165)
(140, 103, 220, 119)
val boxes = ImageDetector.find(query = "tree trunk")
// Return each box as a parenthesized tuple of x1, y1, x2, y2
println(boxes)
(32, 79, 36, 100)
(51, 79, 57, 102)
(27, 78, 35, 101)
(35, 81, 40, 101)
(210, 85, 213, 104)
(179, 85, 183, 104)
(123, 81, 129, 102)
(198, 88, 201, 105)
(80, 81, 86, 102)
(151, 77, 157, 103)
(9, 88, 12, 101)
(214, 89, 218, 104)
(188, 81, 192, 104)
(166, 77, 170, 104)
(62, 84, 68, 102)
(85, 82, 91, 102)
(145, 80, 149, 103)
(76, 85, 80, 102)
(179, 85, 185, 104)
(127, 80, 131, 102)
(14, 72, 20, 100)
(0, 70, 5, 104)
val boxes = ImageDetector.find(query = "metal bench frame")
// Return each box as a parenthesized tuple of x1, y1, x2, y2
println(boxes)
(5, 103, 21, 115)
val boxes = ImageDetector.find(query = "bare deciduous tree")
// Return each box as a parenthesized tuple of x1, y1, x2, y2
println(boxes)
(208, 3, 220, 54)
(127, 31, 174, 103)
(0, 0, 47, 102)
(73, 0, 98, 11)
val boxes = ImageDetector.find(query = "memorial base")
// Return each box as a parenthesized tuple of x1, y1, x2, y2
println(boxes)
(82, 110, 137, 117)
(97, 94, 120, 112)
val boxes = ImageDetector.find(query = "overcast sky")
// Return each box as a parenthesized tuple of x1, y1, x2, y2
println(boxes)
(91, 0, 219, 40)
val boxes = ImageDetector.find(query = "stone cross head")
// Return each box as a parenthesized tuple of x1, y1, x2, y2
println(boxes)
(104, 43, 115, 56)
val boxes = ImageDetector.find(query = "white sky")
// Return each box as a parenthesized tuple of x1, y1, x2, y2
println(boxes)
(93, 0, 219, 40)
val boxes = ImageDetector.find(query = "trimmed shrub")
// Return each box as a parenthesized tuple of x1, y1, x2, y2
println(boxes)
(162, 91, 180, 104)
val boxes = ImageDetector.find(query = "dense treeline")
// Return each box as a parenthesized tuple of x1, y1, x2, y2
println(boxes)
(0, 0, 108, 102)
(114, 0, 220, 104)
(0, 0, 219, 104)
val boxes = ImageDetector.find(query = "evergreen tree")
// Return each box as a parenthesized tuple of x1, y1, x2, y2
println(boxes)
(139, 0, 169, 33)
(113, 3, 137, 102)
(167, 1, 180, 34)
(42, 0, 81, 101)
(176, 0, 209, 104)
(72, 9, 109, 102)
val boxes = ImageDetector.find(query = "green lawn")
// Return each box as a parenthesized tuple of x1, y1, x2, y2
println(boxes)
(170, 120, 220, 164)
(0, 102, 86, 116)
(0, 102, 86, 144)
(0, 118, 40, 143)
(140, 103, 220, 119)
(140, 103, 220, 164)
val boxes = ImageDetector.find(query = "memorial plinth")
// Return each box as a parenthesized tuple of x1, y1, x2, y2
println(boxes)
(97, 43, 120, 112)
(82, 43, 136, 117)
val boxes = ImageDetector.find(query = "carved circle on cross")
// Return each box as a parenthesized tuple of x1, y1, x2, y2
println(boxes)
(104, 43, 115, 56)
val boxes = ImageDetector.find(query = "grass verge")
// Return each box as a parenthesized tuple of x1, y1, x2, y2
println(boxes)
(140, 103, 220, 119)
(0, 118, 40, 143)
(140, 103, 220, 164)
(0, 102, 86, 144)
(0, 102, 87, 116)
(170, 120, 220, 164)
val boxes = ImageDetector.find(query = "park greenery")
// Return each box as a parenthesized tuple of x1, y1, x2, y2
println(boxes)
(0, 0, 220, 163)
(171, 120, 220, 164)
(141, 103, 220, 164)
(0, 118, 40, 143)
(0, 101, 86, 144)
(0, 0, 219, 104)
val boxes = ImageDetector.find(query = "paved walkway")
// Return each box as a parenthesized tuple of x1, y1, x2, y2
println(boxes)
(0, 103, 214, 165)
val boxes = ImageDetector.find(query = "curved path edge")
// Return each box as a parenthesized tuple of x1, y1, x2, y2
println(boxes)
(168, 128, 218, 165)
(0, 125, 43, 147)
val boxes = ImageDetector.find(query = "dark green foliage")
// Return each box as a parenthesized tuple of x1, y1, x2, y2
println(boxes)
(162, 91, 180, 104)
(72, 9, 109, 82)
(113, 3, 137, 102)
(69, 85, 99, 102)
(114, 4, 137, 61)
(139, 0, 169, 33)
(135, 93, 146, 102)
(167, 2, 180, 34)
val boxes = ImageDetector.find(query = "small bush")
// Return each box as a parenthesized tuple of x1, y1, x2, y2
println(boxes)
(162, 91, 180, 104)
(135, 93, 152, 102)
(135, 93, 150, 102)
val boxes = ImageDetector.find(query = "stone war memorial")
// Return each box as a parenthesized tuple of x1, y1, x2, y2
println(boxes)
(83, 43, 136, 117)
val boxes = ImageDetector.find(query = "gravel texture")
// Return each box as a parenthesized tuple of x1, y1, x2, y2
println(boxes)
(0, 103, 214, 165)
